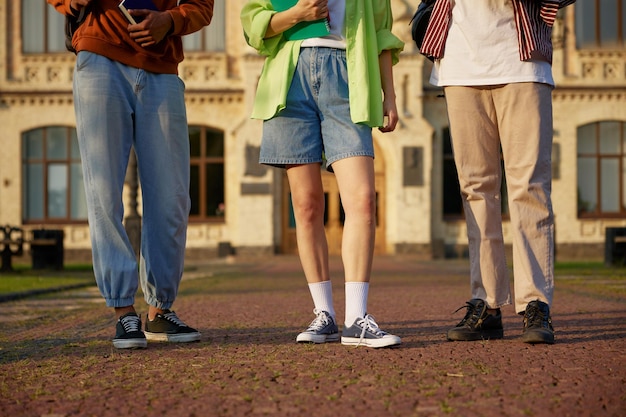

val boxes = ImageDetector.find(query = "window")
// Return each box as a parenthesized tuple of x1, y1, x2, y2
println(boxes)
(22, 127, 87, 222)
(25, 0, 66, 53)
(577, 121, 626, 217)
(189, 126, 225, 221)
(442, 128, 509, 219)
(576, 0, 626, 49)
(182, 0, 225, 52)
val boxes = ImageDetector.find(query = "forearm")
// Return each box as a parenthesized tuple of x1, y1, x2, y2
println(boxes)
(266, 9, 303, 38)
(378, 50, 396, 102)
(378, 49, 399, 132)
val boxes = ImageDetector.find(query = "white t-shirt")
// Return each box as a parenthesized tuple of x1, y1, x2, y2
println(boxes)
(430, 0, 554, 87)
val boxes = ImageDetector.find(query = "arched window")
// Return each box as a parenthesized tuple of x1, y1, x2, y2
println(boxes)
(577, 121, 626, 217)
(22, 127, 87, 222)
(189, 126, 225, 221)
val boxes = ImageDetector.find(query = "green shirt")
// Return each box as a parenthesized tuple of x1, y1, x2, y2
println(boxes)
(241, 0, 404, 127)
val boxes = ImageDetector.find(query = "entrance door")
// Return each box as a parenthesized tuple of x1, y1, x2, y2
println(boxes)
(281, 145, 386, 255)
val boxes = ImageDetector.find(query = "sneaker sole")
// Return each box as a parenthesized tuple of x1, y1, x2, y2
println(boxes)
(296, 333, 340, 343)
(522, 330, 555, 344)
(341, 335, 401, 348)
(145, 331, 201, 343)
(113, 339, 148, 349)
(447, 329, 504, 341)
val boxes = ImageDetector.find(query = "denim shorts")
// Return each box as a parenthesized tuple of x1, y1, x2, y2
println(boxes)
(260, 47, 373, 171)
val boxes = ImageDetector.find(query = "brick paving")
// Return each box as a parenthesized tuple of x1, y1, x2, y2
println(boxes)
(1, 255, 625, 417)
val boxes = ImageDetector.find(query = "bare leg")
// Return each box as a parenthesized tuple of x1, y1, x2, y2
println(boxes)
(286, 164, 330, 284)
(331, 156, 376, 283)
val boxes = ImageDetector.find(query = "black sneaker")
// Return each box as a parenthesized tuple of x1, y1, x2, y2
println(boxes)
(522, 300, 554, 344)
(447, 299, 504, 341)
(145, 310, 201, 343)
(113, 312, 147, 349)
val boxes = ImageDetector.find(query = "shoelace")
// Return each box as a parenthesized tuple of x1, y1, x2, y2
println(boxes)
(161, 310, 188, 328)
(453, 301, 483, 327)
(306, 309, 331, 332)
(354, 314, 387, 347)
(120, 315, 141, 333)
(525, 305, 551, 329)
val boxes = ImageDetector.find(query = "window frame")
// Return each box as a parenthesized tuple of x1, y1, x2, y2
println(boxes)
(575, 0, 625, 49)
(21, 126, 88, 224)
(181, 0, 226, 53)
(188, 125, 226, 222)
(577, 121, 626, 219)
(23, 0, 67, 54)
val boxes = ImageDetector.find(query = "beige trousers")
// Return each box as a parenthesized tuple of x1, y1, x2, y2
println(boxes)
(444, 83, 555, 313)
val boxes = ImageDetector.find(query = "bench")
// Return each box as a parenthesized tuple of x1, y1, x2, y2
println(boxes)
(0, 226, 24, 272)
(605, 227, 626, 267)
(30, 230, 64, 270)
(0, 226, 64, 272)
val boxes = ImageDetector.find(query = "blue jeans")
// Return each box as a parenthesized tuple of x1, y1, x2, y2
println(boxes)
(73, 52, 190, 309)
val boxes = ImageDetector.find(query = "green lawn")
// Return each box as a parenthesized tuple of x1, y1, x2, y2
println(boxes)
(554, 261, 626, 300)
(1, 261, 625, 299)
(0, 265, 95, 297)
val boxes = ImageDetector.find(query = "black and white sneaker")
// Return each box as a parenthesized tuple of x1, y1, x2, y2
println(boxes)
(296, 309, 340, 343)
(113, 312, 147, 349)
(144, 310, 201, 343)
(341, 314, 401, 348)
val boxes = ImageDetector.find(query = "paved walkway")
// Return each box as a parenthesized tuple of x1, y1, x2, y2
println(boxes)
(1, 255, 625, 417)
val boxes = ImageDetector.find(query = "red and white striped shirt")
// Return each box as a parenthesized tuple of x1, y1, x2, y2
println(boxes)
(421, 0, 576, 63)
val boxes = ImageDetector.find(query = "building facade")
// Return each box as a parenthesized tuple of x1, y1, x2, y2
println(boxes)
(1, 1, 625, 263)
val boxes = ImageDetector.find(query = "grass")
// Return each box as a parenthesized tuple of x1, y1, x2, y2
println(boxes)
(0, 264, 95, 297)
(0, 275, 94, 295)
(1, 260, 625, 300)
(554, 261, 626, 300)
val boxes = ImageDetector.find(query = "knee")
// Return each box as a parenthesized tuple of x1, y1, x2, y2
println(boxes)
(292, 197, 325, 225)
(346, 190, 376, 221)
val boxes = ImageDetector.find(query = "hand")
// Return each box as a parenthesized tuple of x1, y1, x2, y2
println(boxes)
(293, 0, 328, 22)
(379, 98, 399, 133)
(126, 10, 173, 47)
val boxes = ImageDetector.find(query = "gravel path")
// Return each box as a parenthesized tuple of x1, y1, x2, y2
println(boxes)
(1, 255, 625, 417)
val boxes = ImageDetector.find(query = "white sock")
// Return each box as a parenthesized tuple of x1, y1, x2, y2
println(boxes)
(345, 282, 369, 327)
(308, 281, 335, 319)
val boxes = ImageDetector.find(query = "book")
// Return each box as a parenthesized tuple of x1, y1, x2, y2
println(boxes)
(272, 0, 330, 41)
(118, 0, 159, 25)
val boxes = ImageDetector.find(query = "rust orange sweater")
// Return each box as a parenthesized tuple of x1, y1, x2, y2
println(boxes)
(48, 0, 214, 74)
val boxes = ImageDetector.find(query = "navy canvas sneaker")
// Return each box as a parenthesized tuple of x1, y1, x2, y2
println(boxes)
(341, 314, 401, 348)
(113, 312, 147, 349)
(296, 309, 340, 343)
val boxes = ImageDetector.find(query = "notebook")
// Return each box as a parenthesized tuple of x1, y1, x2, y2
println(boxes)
(272, 0, 330, 41)
(118, 0, 159, 24)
